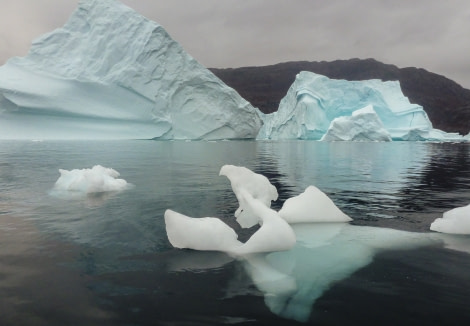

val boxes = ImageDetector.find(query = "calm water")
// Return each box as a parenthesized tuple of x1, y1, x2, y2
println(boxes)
(1, 140, 470, 325)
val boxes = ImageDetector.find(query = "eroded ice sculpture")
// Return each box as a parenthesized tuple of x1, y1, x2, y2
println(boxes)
(51, 165, 130, 194)
(164, 189, 295, 256)
(321, 105, 392, 141)
(0, 0, 261, 140)
(430, 204, 470, 234)
(258, 71, 463, 141)
(279, 186, 352, 223)
(219, 165, 278, 228)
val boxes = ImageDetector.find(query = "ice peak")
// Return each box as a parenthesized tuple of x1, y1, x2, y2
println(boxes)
(0, 0, 262, 140)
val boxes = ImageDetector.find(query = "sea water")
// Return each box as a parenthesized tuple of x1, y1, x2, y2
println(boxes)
(1, 140, 470, 325)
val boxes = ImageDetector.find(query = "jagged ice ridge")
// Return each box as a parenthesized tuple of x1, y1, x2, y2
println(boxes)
(0, 0, 262, 140)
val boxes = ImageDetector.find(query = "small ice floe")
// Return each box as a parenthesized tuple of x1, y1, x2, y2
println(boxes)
(50, 165, 131, 198)
(165, 189, 295, 256)
(430, 204, 470, 234)
(165, 165, 295, 256)
(279, 186, 352, 223)
(219, 165, 278, 228)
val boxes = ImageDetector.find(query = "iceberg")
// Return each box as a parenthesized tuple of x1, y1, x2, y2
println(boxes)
(258, 71, 464, 141)
(0, 0, 261, 140)
(165, 165, 296, 256)
(321, 105, 392, 141)
(279, 186, 352, 223)
(430, 204, 470, 234)
(219, 165, 278, 228)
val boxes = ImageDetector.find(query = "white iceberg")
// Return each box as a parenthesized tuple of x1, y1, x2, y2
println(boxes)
(321, 105, 392, 141)
(0, 0, 261, 140)
(219, 165, 278, 228)
(51, 165, 131, 195)
(164, 189, 295, 256)
(258, 71, 464, 141)
(165, 165, 295, 256)
(430, 204, 470, 234)
(164, 209, 242, 252)
(279, 185, 352, 223)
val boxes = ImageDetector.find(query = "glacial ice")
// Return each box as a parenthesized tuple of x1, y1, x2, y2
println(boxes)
(430, 204, 470, 234)
(165, 165, 296, 256)
(321, 105, 392, 141)
(164, 191, 296, 256)
(279, 186, 352, 223)
(0, 0, 261, 140)
(164, 209, 243, 252)
(258, 71, 465, 141)
(164, 165, 359, 255)
(50, 165, 131, 196)
(219, 165, 278, 228)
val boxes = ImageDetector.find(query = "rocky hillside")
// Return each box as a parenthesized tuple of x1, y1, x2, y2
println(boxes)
(210, 59, 470, 134)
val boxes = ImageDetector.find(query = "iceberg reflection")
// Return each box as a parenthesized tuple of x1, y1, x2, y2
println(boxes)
(241, 223, 438, 322)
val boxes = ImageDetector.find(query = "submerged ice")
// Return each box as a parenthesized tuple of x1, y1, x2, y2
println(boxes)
(0, 0, 261, 140)
(258, 71, 464, 141)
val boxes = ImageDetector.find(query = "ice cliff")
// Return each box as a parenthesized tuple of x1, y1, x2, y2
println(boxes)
(258, 71, 464, 141)
(0, 0, 261, 140)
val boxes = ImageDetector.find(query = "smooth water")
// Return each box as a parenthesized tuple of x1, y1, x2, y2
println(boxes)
(1, 140, 470, 325)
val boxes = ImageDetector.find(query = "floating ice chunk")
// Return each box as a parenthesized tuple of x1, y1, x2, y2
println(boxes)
(430, 204, 470, 234)
(164, 190, 295, 256)
(51, 165, 130, 195)
(231, 189, 296, 255)
(164, 209, 242, 251)
(219, 165, 278, 228)
(279, 186, 352, 223)
(321, 105, 392, 141)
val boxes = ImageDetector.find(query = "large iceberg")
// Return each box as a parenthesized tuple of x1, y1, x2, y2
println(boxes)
(258, 71, 464, 141)
(0, 0, 261, 140)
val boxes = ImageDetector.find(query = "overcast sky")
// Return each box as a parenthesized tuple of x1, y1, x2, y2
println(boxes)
(1, 0, 469, 88)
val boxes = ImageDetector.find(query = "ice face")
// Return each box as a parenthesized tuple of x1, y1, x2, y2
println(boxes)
(258, 71, 464, 141)
(430, 204, 470, 234)
(321, 105, 392, 141)
(0, 0, 261, 140)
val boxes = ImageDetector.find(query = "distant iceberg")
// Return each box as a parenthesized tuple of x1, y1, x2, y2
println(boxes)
(258, 71, 465, 141)
(0, 0, 261, 140)
(321, 105, 392, 141)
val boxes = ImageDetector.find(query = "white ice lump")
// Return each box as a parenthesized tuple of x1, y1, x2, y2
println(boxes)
(164, 165, 351, 256)
(52, 165, 130, 194)
(430, 204, 470, 234)
(279, 185, 352, 223)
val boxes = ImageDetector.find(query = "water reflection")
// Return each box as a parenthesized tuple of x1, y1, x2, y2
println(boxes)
(240, 223, 439, 322)
(398, 143, 470, 212)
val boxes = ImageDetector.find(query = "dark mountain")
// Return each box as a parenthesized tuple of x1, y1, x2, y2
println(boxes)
(210, 58, 470, 134)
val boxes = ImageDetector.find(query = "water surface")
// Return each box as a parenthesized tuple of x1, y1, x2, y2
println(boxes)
(1, 140, 470, 325)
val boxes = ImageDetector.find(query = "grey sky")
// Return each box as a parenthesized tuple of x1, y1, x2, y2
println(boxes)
(1, 0, 469, 88)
